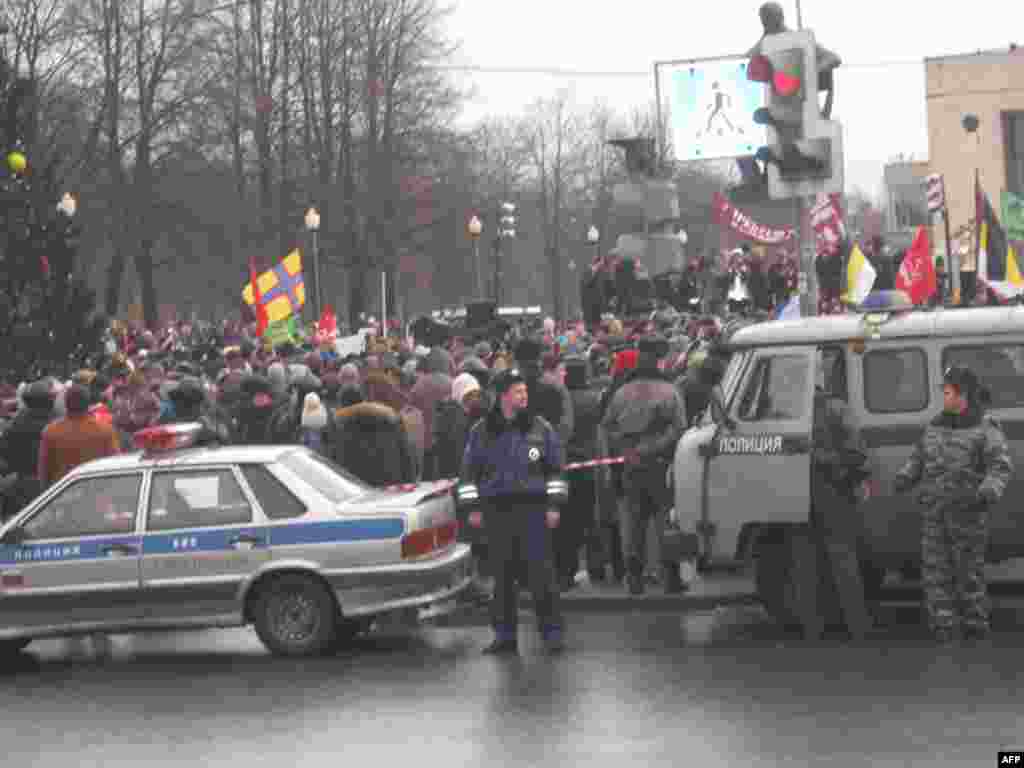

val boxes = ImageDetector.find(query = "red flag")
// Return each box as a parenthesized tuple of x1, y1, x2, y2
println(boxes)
(249, 257, 269, 336)
(318, 304, 337, 338)
(896, 226, 937, 305)
(40, 254, 50, 278)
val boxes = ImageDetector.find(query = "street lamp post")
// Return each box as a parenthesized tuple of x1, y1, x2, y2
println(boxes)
(305, 207, 321, 320)
(55, 192, 78, 284)
(468, 215, 483, 298)
(962, 113, 980, 304)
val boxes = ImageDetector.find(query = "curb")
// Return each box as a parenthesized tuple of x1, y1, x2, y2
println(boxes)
(429, 590, 759, 627)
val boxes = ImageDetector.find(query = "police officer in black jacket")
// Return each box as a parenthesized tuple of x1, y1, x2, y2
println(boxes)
(457, 368, 569, 655)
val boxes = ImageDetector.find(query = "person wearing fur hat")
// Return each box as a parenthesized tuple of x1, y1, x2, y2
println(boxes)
(328, 398, 416, 487)
(601, 334, 687, 595)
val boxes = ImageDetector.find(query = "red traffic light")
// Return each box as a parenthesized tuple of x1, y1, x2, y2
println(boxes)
(748, 50, 803, 98)
(773, 70, 801, 98)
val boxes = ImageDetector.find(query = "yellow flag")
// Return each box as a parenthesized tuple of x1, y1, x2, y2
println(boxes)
(843, 244, 877, 305)
(241, 250, 305, 324)
(1008, 245, 1023, 286)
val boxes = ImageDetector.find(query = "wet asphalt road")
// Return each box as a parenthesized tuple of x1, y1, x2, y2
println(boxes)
(3, 601, 1023, 768)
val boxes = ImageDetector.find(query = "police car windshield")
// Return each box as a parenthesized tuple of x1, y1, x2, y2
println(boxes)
(279, 450, 368, 504)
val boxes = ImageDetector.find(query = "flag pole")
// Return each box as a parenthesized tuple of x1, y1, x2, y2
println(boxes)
(943, 201, 957, 305)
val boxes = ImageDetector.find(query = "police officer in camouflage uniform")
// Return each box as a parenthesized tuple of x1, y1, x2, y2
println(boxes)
(894, 365, 1013, 645)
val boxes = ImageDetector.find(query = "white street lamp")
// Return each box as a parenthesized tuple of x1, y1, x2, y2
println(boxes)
(468, 215, 483, 297)
(676, 228, 688, 246)
(587, 225, 599, 245)
(305, 207, 322, 319)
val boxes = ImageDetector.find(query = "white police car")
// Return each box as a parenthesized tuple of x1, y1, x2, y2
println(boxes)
(0, 423, 472, 657)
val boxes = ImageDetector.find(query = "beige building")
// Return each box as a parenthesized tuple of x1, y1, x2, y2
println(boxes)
(926, 47, 1024, 271)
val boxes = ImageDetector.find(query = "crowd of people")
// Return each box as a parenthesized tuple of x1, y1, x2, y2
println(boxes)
(0, 307, 734, 601)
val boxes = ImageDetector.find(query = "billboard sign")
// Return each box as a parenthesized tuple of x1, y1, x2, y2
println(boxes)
(656, 55, 766, 163)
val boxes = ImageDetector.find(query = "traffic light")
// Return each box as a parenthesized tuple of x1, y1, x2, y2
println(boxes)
(499, 201, 516, 238)
(747, 29, 843, 199)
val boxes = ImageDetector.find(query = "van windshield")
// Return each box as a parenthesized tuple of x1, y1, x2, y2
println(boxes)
(720, 351, 751, 408)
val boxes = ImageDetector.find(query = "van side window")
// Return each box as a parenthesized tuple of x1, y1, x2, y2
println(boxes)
(943, 345, 1024, 408)
(863, 348, 929, 413)
(737, 355, 808, 422)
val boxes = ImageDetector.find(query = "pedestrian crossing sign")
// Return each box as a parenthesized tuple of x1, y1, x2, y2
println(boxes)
(656, 55, 767, 163)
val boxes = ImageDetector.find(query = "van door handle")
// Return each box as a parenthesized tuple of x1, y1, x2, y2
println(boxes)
(102, 544, 138, 556)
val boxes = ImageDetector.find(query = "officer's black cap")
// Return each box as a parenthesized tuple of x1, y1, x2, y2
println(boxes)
(513, 337, 543, 363)
(637, 334, 669, 358)
(493, 368, 527, 395)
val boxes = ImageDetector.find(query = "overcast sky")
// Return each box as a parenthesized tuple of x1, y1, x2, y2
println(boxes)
(444, 0, 1024, 200)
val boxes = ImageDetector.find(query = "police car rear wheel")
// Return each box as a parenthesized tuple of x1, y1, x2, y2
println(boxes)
(254, 575, 337, 657)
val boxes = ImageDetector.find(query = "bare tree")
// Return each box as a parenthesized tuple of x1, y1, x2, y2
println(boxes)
(522, 91, 588, 321)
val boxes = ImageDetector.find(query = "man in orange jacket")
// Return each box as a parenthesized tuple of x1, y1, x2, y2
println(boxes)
(38, 384, 121, 488)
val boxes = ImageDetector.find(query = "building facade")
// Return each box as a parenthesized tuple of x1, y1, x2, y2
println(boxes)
(926, 47, 1024, 271)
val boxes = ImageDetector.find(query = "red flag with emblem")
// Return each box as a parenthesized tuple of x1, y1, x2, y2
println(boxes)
(895, 226, 937, 305)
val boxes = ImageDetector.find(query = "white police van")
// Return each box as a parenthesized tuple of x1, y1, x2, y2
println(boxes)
(673, 293, 1024, 624)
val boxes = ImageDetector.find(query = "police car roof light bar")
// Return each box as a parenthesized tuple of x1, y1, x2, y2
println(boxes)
(133, 422, 204, 454)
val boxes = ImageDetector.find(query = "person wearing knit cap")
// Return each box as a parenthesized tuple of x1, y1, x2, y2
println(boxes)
(458, 365, 567, 654)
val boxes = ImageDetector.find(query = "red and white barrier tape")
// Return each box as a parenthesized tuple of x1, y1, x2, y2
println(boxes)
(385, 459, 627, 491)
(563, 456, 626, 471)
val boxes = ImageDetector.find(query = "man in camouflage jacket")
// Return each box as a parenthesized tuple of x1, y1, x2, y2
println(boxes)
(895, 366, 1013, 643)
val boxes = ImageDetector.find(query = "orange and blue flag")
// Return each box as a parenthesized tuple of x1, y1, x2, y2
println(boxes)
(242, 250, 306, 324)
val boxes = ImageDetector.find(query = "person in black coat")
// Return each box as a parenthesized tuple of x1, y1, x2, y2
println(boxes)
(559, 357, 606, 589)
(0, 381, 54, 520)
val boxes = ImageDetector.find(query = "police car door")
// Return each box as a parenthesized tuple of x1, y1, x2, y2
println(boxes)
(0, 473, 144, 630)
(705, 346, 815, 560)
(140, 467, 269, 622)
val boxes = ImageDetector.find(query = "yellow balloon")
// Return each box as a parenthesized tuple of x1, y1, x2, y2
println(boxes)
(7, 151, 26, 174)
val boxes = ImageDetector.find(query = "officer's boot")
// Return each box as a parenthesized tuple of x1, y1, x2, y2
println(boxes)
(626, 556, 645, 596)
(663, 561, 686, 595)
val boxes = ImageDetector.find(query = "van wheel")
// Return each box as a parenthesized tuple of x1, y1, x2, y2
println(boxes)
(754, 529, 801, 629)
(254, 574, 338, 657)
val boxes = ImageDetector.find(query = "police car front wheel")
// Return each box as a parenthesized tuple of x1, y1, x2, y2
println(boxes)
(254, 574, 338, 657)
